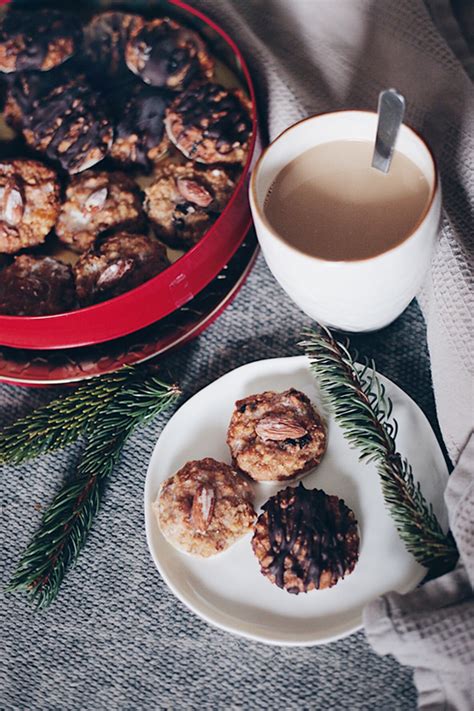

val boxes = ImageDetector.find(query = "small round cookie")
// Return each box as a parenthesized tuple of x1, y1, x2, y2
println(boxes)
(144, 162, 235, 249)
(0, 159, 60, 254)
(252, 484, 360, 594)
(83, 11, 141, 81)
(8, 69, 113, 174)
(110, 86, 171, 171)
(154, 458, 256, 557)
(165, 83, 252, 165)
(125, 17, 213, 90)
(0, 255, 75, 316)
(0, 9, 81, 74)
(227, 389, 327, 482)
(56, 171, 145, 253)
(73, 232, 170, 306)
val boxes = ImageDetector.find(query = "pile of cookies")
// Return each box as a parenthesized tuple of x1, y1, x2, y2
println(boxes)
(0, 7, 252, 316)
(154, 388, 360, 595)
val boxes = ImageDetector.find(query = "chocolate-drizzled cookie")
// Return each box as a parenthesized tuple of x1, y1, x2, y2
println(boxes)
(7, 69, 113, 174)
(0, 255, 75, 316)
(83, 11, 140, 81)
(0, 9, 81, 73)
(74, 232, 170, 306)
(144, 162, 235, 249)
(0, 159, 60, 254)
(125, 17, 214, 90)
(110, 85, 172, 171)
(252, 484, 360, 594)
(165, 82, 252, 165)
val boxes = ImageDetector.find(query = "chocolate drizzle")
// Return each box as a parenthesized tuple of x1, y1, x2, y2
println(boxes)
(256, 484, 358, 593)
(170, 83, 251, 156)
(0, 9, 80, 72)
(114, 86, 171, 170)
(127, 19, 208, 90)
(8, 69, 112, 174)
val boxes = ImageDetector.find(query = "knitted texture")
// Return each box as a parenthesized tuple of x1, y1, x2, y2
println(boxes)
(1, 255, 438, 710)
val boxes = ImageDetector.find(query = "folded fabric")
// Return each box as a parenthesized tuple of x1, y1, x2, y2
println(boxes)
(364, 434, 474, 710)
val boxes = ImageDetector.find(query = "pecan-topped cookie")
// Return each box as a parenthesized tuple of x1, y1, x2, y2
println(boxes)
(73, 232, 169, 306)
(144, 162, 235, 249)
(56, 171, 145, 253)
(0, 159, 60, 254)
(252, 484, 359, 594)
(0, 255, 75, 316)
(0, 9, 81, 73)
(154, 458, 256, 557)
(7, 69, 113, 174)
(110, 85, 172, 171)
(125, 17, 213, 90)
(227, 389, 327, 482)
(165, 83, 252, 164)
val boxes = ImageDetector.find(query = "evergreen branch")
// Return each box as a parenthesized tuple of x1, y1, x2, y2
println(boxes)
(6, 371, 180, 609)
(0, 368, 140, 466)
(301, 326, 458, 574)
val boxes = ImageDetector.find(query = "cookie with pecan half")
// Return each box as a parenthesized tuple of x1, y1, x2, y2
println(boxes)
(227, 389, 327, 482)
(0, 159, 60, 254)
(73, 231, 169, 306)
(56, 170, 145, 253)
(144, 162, 235, 249)
(154, 458, 256, 557)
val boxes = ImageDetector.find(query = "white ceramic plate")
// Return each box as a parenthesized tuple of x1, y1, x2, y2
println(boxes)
(144, 356, 449, 646)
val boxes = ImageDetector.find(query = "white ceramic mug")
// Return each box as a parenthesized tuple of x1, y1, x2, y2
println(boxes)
(249, 110, 441, 332)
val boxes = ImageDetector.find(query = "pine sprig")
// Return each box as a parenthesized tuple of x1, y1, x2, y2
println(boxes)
(0, 368, 139, 466)
(301, 326, 458, 575)
(6, 369, 180, 608)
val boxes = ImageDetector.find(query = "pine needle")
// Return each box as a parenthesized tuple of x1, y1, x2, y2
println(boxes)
(6, 368, 180, 608)
(301, 326, 458, 575)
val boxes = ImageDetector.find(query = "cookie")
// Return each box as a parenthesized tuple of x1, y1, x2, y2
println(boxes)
(165, 83, 252, 165)
(0, 159, 60, 254)
(7, 69, 113, 174)
(0, 255, 75, 316)
(227, 389, 327, 482)
(83, 11, 140, 81)
(143, 162, 235, 249)
(56, 170, 145, 253)
(73, 231, 169, 306)
(154, 458, 256, 557)
(125, 17, 213, 90)
(0, 9, 80, 73)
(110, 85, 171, 171)
(252, 484, 360, 594)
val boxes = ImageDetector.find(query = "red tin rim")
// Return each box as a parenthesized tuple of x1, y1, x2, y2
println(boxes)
(0, 0, 258, 350)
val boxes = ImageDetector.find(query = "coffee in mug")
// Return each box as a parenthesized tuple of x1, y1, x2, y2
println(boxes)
(263, 140, 431, 262)
(249, 111, 441, 332)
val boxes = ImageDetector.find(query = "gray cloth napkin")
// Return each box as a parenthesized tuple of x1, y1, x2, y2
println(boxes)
(192, 1, 474, 707)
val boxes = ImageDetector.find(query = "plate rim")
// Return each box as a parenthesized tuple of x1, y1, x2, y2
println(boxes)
(144, 355, 448, 646)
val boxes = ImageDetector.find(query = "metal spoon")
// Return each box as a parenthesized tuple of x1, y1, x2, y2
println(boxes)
(372, 88, 406, 173)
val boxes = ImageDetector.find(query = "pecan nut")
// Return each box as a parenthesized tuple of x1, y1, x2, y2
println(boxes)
(255, 416, 308, 442)
(177, 177, 213, 207)
(191, 483, 216, 532)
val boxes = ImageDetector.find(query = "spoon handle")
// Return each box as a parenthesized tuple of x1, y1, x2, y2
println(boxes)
(372, 88, 406, 173)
